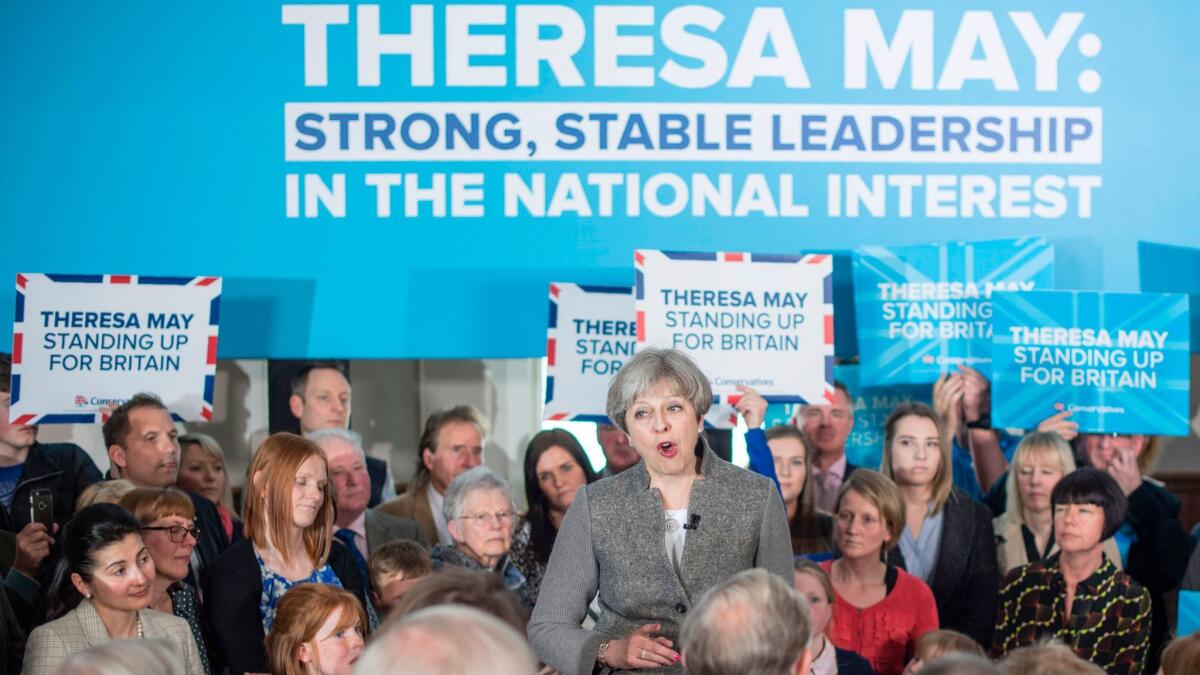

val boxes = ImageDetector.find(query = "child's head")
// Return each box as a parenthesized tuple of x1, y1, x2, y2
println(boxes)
(368, 540, 433, 616)
(903, 630, 985, 674)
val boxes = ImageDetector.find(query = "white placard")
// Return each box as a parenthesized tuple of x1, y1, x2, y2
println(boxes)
(544, 283, 635, 423)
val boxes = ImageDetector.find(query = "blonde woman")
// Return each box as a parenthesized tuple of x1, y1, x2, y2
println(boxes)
(177, 433, 241, 543)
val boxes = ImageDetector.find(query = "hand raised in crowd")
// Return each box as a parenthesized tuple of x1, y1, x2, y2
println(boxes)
(1107, 445, 1144, 496)
(12, 521, 57, 579)
(605, 623, 679, 670)
(1036, 409, 1079, 441)
(933, 372, 965, 441)
(734, 385, 768, 429)
(958, 364, 991, 424)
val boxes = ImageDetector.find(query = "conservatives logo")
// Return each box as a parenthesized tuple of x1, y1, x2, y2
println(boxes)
(74, 396, 129, 408)
(74, 396, 88, 407)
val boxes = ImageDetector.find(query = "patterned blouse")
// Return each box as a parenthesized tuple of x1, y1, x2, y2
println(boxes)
(168, 582, 213, 675)
(992, 553, 1150, 674)
(256, 552, 343, 633)
(508, 519, 546, 606)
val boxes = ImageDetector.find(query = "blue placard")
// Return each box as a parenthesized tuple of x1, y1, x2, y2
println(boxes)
(854, 237, 1054, 385)
(1138, 241, 1200, 352)
(1180, 590, 1200, 638)
(764, 364, 932, 470)
(991, 291, 1191, 435)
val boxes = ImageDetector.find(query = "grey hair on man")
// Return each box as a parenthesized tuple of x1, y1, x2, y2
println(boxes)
(442, 465, 515, 523)
(606, 348, 713, 433)
(56, 639, 185, 675)
(308, 427, 366, 457)
(354, 604, 538, 674)
(680, 568, 812, 675)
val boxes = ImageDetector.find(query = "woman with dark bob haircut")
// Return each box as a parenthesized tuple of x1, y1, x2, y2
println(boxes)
(510, 429, 598, 605)
(992, 468, 1151, 674)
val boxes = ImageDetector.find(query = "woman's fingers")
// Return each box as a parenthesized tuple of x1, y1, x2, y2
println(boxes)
(631, 638, 678, 667)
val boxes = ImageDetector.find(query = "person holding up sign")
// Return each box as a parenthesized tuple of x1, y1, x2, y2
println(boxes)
(529, 348, 791, 675)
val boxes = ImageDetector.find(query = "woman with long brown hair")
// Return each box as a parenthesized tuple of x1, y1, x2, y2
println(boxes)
(766, 425, 834, 556)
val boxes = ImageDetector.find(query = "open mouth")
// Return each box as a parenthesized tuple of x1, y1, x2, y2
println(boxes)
(658, 441, 678, 458)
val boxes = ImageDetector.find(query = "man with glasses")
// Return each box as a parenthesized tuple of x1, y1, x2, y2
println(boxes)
(798, 381, 858, 512)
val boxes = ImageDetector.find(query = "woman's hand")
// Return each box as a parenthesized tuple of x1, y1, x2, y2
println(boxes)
(933, 373, 964, 441)
(734, 385, 768, 430)
(605, 623, 679, 670)
(1036, 409, 1079, 441)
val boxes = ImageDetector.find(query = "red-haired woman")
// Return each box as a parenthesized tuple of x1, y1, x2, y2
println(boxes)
(267, 584, 366, 675)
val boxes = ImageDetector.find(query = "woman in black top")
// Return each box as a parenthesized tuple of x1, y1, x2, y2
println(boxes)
(766, 425, 834, 556)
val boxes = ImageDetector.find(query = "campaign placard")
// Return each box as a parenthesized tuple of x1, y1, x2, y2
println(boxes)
(854, 237, 1054, 386)
(635, 250, 834, 404)
(991, 291, 1191, 435)
(764, 365, 932, 470)
(10, 273, 222, 423)
(544, 283, 635, 423)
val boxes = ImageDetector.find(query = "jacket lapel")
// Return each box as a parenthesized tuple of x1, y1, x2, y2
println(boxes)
(77, 599, 115, 647)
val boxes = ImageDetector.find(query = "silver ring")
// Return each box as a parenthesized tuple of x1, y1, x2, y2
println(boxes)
(640, 648, 647, 660)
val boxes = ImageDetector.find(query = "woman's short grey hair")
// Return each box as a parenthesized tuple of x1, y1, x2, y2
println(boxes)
(443, 466, 515, 523)
(605, 348, 713, 433)
(680, 568, 811, 675)
(307, 427, 366, 458)
(57, 639, 185, 675)
(355, 604, 538, 674)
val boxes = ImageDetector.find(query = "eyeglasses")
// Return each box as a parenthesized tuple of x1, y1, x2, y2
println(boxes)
(143, 524, 201, 544)
(456, 510, 514, 528)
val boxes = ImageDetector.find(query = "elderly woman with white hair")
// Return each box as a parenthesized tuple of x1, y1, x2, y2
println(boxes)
(529, 348, 792, 675)
(430, 466, 531, 607)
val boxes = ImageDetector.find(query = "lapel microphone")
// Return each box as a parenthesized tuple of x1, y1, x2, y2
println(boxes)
(683, 514, 701, 531)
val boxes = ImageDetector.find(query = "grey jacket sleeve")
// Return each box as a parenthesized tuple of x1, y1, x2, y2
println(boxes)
(527, 487, 605, 675)
(755, 482, 794, 581)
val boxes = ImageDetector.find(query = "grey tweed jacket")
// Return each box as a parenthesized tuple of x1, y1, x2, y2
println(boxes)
(528, 445, 792, 675)
(22, 599, 203, 675)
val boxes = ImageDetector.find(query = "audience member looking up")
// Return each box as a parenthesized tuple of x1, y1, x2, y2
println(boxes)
(377, 405, 487, 546)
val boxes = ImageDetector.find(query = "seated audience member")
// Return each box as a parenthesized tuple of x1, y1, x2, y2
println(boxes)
(880, 403, 998, 647)
(390, 567, 529, 633)
(355, 604, 538, 675)
(792, 559, 874, 675)
(288, 362, 395, 506)
(918, 655, 1001, 675)
(377, 405, 487, 545)
(310, 428, 428, 584)
(24, 504, 203, 675)
(56, 639, 187, 675)
(679, 568, 813, 675)
(430, 466, 530, 606)
(76, 479, 138, 512)
(0, 353, 103, 536)
(104, 394, 229, 576)
(800, 381, 860, 512)
(768, 425, 835, 556)
(823, 470, 938, 675)
(119, 487, 213, 675)
(202, 433, 368, 675)
(994, 432, 1121, 573)
(510, 429, 597, 605)
(595, 423, 639, 478)
(992, 469, 1150, 674)
(266, 583, 366, 675)
(1159, 632, 1200, 674)
(903, 630, 985, 674)
(177, 433, 242, 544)
(368, 539, 432, 618)
(1000, 641, 1105, 675)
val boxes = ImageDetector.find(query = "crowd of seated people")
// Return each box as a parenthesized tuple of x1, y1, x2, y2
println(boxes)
(3, 349, 1200, 675)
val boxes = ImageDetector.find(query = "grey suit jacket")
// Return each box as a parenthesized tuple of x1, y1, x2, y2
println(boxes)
(23, 600, 203, 675)
(365, 508, 431, 553)
(528, 446, 792, 675)
(376, 485, 438, 546)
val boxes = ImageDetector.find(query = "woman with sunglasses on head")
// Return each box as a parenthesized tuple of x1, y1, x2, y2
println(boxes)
(430, 465, 531, 607)
(120, 486, 214, 675)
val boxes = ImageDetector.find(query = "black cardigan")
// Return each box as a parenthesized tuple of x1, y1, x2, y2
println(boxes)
(886, 487, 999, 648)
(201, 537, 368, 674)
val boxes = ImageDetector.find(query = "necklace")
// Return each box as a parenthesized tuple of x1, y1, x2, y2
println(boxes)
(137, 613, 144, 639)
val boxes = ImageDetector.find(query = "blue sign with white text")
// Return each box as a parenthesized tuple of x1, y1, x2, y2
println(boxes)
(854, 237, 1054, 385)
(991, 291, 1191, 435)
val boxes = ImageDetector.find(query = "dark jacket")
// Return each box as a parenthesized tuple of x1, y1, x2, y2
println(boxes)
(1, 583, 24, 674)
(365, 456, 388, 508)
(836, 647, 876, 675)
(184, 490, 229, 577)
(201, 537, 369, 675)
(887, 487, 999, 648)
(0, 442, 101, 533)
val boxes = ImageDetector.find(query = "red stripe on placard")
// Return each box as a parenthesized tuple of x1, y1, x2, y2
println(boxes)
(196, 277, 219, 286)
(824, 314, 834, 345)
(16, 274, 26, 289)
(634, 251, 645, 266)
(636, 311, 645, 341)
(728, 413, 737, 426)
(201, 406, 213, 421)
(806, 254, 828, 265)
(11, 334, 22, 364)
(824, 387, 836, 404)
(548, 413, 569, 421)
(206, 336, 218, 365)
(110, 275, 132, 284)
(13, 415, 36, 425)
(546, 339, 557, 366)
(723, 252, 744, 262)
(549, 283, 559, 298)
(726, 394, 743, 406)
